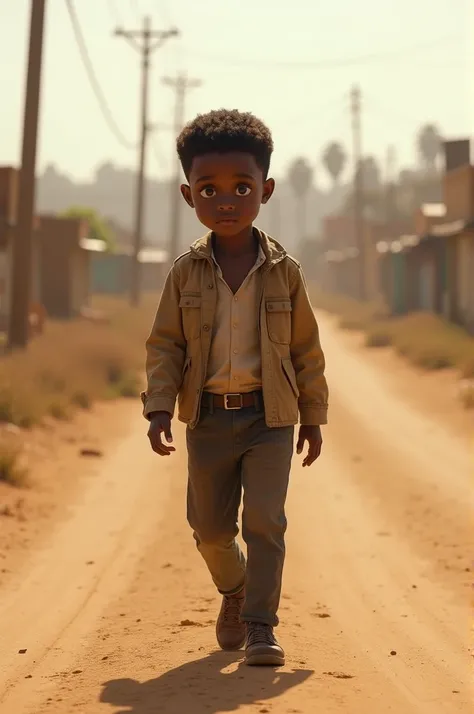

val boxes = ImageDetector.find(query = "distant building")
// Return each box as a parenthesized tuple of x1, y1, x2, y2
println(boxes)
(90, 246, 169, 295)
(0, 166, 106, 325)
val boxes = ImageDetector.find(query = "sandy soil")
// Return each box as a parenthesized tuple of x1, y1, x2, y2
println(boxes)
(0, 313, 472, 713)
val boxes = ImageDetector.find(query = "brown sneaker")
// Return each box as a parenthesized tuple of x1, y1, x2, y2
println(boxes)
(245, 623, 285, 666)
(216, 588, 246, 651)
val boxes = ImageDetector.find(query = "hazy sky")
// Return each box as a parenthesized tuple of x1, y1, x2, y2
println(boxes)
(0, 0, 471, 186)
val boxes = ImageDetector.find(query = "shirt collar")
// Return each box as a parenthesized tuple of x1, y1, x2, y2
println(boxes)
(211, 244, 266, 267)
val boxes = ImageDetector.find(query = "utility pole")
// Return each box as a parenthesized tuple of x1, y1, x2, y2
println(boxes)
(385, 144, 397, 236)
(8, 0, 47, 349)
(163, 74, 201, 263)
(350, 84, 365, 301)
(116, 18, 178, 307)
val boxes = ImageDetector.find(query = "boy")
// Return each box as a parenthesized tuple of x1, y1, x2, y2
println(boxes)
(142, 109, 328, 667)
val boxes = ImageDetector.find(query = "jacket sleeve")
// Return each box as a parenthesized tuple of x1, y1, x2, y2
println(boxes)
(141, 264, 186, 420)
(289, 265, 329, 425)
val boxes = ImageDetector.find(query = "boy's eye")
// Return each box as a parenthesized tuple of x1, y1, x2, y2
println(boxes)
(199, 186, 216, 198)
(236, 184, 252, 197)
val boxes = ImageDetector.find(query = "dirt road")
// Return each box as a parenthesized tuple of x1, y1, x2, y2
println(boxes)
(0, 313, 472, 713)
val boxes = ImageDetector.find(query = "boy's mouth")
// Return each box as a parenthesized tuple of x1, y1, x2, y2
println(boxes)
(216, 217, 239, 225)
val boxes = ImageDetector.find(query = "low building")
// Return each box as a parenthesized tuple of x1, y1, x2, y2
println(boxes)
(376, 235, 419, 315)
(0, 166, 109, 326)
(36, 215, 105, 318)
(90, 247, 169, 295)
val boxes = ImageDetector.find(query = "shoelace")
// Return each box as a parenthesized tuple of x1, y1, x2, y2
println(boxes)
(222, 596, 243, 626)
(247, 624, 276, 647)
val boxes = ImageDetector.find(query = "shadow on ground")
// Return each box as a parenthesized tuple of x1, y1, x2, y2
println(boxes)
(100, 650, 314, 713)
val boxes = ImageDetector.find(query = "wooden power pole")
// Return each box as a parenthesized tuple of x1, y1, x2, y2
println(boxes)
(384, 144, 397, 235)
(116, 18, 178, 307)
(350, 85, 365, 301)
(162, 74, 201, 263)
(8, 0, 47, 349)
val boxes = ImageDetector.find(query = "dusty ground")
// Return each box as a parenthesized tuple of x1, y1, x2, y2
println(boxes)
(0, 312, 472, 713)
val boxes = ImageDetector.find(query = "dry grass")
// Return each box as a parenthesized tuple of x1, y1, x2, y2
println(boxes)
(0, 294, 157, 430)
(458, 380, 474, 410)
(0, 440, 28, 488)
(362, 313, 474, 374)
(309, 287, 389, 331)
(310, 285, 474, 409)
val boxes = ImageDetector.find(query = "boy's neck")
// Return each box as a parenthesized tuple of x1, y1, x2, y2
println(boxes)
(212, 225, 257, 257)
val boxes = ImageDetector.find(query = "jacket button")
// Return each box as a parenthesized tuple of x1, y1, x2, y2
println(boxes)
(208, 283, 213, 289)
(203, 324, 210, 331)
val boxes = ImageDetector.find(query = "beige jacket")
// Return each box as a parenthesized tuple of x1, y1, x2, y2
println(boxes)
(142, 229, 328, 428)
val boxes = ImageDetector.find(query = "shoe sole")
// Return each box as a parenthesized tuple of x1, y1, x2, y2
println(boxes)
(245, 652, 285, 667)
(217, 637, 246, 652)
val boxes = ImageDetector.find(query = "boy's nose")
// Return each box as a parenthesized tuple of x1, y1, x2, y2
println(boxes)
(217, 202, 235, 212)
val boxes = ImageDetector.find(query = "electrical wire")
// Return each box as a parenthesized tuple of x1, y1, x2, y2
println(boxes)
(181, 34, 460, 70)
(64, 0, 136, 149)
(363, 93, 442, 131)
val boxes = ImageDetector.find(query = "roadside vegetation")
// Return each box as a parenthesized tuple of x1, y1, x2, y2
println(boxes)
(310, 286, 474, 409)
(0, 295, 156, 486)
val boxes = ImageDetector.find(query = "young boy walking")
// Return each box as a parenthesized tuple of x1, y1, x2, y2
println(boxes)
(142, 109, 328, 667)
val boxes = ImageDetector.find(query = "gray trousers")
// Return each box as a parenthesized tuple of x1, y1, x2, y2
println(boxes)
(186, 399, 294, 627)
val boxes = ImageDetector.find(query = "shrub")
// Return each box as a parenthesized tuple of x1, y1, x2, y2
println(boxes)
(0, 442, 28, 488)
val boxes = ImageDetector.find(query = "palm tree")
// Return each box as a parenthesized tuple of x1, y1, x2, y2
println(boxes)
(322, 142, 347, 186)
(417, 124, 442, 171)
(288, 157, 313, 244)
(357, 156, 381, 193)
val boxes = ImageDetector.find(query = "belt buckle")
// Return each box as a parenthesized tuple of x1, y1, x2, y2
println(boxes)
(223, 393, 243, 410)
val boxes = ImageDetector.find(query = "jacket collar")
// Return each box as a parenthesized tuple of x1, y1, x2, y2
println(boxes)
(189, 227, 287, 266)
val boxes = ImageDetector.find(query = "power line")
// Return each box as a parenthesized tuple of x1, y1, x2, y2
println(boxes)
(181, 34, 460, 70)
(64, 0, 135, 149)
(8, 0, 46, 349)
(363, 94, 446, 137)
(162, 74, 202, 261)
(115, 17, 179, 306)
(350, 85, 366, 301)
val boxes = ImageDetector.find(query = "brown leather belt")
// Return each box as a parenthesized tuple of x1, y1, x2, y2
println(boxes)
(203, 391, 262, 411)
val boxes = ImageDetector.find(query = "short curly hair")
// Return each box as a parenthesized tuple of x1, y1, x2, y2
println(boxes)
(177, 109, 274, 179)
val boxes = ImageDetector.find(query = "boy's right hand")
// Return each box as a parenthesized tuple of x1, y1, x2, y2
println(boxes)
(147, 411, 176, 456)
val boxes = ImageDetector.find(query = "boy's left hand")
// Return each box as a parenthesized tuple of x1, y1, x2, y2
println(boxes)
(296, 425, 323, 467)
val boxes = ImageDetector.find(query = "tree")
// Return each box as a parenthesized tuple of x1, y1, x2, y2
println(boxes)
(417, 124, 442, 171)
(288, 157, 313, 244)
(357, 156, 381, 193)
(322, 142, 346, 186)
(61, 206, 114, 251)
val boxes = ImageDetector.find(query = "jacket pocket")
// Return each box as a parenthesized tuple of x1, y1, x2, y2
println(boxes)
(281, 357, 299, 398)
(266, 298, 292, 344)
(179, 295, 202, 340)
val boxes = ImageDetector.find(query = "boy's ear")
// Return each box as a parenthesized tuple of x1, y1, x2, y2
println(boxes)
(261, 177, 275, 204)
(181, 184, 194, 207)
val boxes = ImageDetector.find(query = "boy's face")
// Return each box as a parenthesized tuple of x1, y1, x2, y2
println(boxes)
(181, 152, 275, 237)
